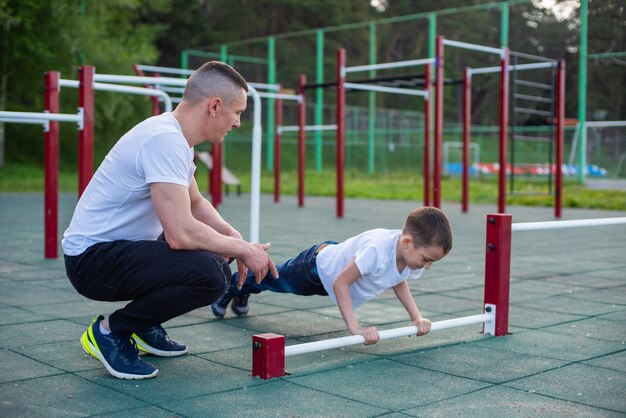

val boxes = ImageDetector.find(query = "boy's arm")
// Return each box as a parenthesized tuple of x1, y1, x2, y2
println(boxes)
(393, 281, 431, 336)
(333, 260, 380, 344)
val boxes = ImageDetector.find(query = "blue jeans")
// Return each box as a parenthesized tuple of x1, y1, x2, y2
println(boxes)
(229, 241, 337, 297)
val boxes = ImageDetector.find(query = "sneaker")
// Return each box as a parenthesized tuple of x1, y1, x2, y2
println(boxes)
(132, 325, 188, 357)
(81, 315, 158, 380)
(231, 293, 250, 316)
(211, 291, 233, 318)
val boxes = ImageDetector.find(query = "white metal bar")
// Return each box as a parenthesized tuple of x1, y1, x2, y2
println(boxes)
(247, 84, 262, 243)
(136, 64, 193, 76)
(470, 62, 556, 76)
(512, 217, 626, 232)
(0, 116, 47, 125)
(279, 124, 337, 133)
(344, 82, 428, 97)
(60, 79, 174, 112)
(248, 82, 281, 91)
(0, 110, 81, 124)
(585, 121, 626, 127)
(443, 39, 504, 56)
(345, 58, 435, 74)
(94, 74, 188, 87)
(257, 92, 301, 102)
(285, 311, 493, 357)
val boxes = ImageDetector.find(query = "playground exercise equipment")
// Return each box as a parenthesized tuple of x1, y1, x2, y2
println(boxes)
(437, 36, 565, 216)
(252, 213, 511, 379)
(251, 213, 626, 379)
(334, 49, 434, 217)
(23, 66, 263, 258)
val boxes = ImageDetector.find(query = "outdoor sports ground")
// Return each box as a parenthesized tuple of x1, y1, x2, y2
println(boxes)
(1, 192, 625, 417)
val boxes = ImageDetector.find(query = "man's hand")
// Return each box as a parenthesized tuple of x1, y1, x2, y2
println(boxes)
(351, 326, 380, 345)
(411, 317, 432, 336)
(238, 242, 278, 288)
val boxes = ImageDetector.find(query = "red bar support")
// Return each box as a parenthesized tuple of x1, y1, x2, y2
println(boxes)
(555, 59, 565, 219)
(274, 84, 283, 203)
(211, 143, 223, 207)
(498, 50, 509, 214)
(423, 64, 431, 207)
(252, 333, 285, 379)
(78, 65, 94, 197)
(44, 71, 60, 259)
(462, 67, 471, 213)
(336, 48, 346, 218)
(483, 213, 512, 336)
(433, 36, 444, 209)
(297, 75, 306, 208)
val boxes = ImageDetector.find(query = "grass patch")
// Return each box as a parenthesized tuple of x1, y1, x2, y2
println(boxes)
(2, 163, 625, 211)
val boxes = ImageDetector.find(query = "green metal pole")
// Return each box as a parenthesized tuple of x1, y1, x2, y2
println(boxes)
(180, 50, 189, 73)
(315, 30, 324, 172)
(266, 37, 276, 171)
(577, 0, 588, 183)
(368, 22, 377, 175)
(500, 3, 509, 48)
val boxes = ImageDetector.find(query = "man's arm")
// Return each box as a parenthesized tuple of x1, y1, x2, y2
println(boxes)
(393, 281, 431, 336)
(333, 260, 380, 344)
(150, 182, 278, 283)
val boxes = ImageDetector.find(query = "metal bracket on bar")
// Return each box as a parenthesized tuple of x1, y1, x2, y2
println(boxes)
(484, 304, 496, 336)
(76, 107, 84, 131)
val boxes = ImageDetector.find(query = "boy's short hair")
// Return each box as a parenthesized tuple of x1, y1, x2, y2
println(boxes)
(402, 207, 453, 254)
(183, 61, 248, 105)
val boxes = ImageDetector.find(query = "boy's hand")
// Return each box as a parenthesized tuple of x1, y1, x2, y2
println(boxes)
(351, 326, 380, 345)
(411, 317, 432, 336)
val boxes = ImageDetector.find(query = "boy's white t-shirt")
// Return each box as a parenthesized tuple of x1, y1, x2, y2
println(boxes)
(62, 113, 196, 256)
(315, 229, 424, 310)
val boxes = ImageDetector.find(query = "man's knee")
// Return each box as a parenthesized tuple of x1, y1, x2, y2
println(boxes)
(194, 252, 231, 301)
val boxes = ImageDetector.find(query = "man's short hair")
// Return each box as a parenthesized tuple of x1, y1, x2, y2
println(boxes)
(403, 207, 453, 254)
(183, 61, 248, 105)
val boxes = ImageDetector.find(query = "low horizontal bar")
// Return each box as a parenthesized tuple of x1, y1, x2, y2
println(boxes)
(514, 79, 552, 90)
(585, 121, 626, 128)
(285, 312, 492, 357)
(512, 217, 626, 232)
(344, 82, 428, 97)
(345, 58, 434, 74)
(443, 39, 503, 56)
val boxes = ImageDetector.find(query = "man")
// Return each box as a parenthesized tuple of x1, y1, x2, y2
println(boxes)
(63, 61, 278, 380)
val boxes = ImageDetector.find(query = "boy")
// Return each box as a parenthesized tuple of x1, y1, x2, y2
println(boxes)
(211, 207, 452, 344)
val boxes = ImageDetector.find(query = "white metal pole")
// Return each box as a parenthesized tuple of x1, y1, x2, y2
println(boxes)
(284, 311, 493, 357)
(442, 39, 504, 57)
(247, 84, 262, 243)
(512, 217, 626, 232)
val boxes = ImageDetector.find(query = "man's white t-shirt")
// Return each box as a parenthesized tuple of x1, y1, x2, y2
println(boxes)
(315, 229, 424, 310)
(62, 113, 195, 256)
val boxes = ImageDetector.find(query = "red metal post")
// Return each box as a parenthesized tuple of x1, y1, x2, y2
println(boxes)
(498, 50, 509, 214)
(211, 143, 222, 207)
(298, 75, 306, 208)
(555, 59, 565, 219)
(78, 65, 94, 197)
(483, 213, 512, 337)
(434, 36, 444, 209)
(274, 84, 283, 203)
(252, 333, 286, 379)
(423, 64, 431, 207)
(462, 67, 471, 213)
(336, 48, 346, 218)
(44, 71, 60, 259)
